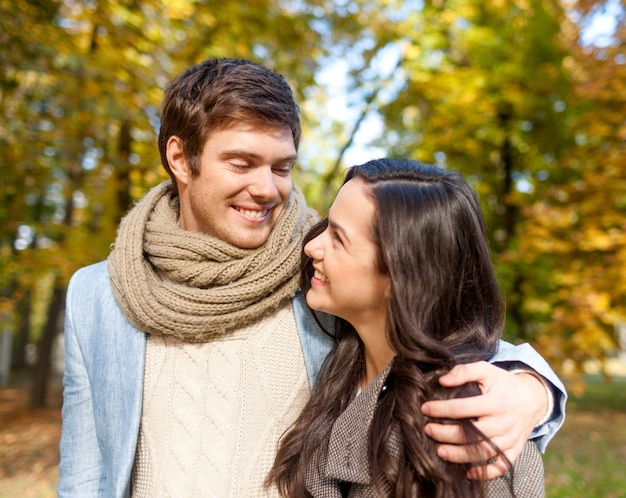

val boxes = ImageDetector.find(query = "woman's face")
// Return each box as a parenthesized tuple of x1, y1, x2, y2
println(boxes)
(304, 178, 390, 334)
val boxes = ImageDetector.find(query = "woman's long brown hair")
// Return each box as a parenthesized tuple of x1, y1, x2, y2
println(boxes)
(267, 159, 512, 497)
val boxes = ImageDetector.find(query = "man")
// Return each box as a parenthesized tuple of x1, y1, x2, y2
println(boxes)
(58, 58, 565, 497)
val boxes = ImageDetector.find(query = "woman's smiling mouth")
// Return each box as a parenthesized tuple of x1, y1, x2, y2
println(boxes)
(313, 268, 329, 283)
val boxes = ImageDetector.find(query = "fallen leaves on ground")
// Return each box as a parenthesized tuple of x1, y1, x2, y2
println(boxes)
(0, 384, 62, 497)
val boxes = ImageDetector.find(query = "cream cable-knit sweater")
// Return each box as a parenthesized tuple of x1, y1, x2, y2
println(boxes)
(131, 303, 310, 497)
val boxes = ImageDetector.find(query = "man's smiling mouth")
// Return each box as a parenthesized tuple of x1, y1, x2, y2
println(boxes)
(235, 207, 269, 219)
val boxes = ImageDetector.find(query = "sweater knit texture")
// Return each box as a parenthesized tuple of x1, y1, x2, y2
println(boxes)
(108, 180, 317, 342)
(132, 303, 310, 497)
(107, 179, 316, 495)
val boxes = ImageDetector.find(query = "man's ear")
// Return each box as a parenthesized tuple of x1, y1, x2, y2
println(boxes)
(166, 136, 190, 187)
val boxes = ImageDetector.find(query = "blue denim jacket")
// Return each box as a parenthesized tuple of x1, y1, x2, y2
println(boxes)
(58, 261, 566, 497)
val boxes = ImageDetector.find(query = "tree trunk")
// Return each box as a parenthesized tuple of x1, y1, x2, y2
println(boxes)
(30, 280, 66, 408)
(12, 288, 32, 369)
(116, 119, 133, 221)
(497, 103, 525, 339)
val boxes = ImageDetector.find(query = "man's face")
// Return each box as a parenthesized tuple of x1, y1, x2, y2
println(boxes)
(174, 123, 297, 249)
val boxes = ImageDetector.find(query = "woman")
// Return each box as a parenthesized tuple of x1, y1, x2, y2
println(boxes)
(266, 159, 544, 497)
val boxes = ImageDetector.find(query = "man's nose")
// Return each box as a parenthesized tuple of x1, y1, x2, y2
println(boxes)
(248, 167, 279, 199)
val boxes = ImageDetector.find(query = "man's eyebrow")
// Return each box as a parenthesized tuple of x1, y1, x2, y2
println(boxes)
(328, 218, 351, 245)
(218, 149, 298, 163)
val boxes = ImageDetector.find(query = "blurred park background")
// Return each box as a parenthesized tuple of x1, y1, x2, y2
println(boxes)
(0, 0, 625, 496)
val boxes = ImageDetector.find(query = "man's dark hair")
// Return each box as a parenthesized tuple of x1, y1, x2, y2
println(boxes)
(158, 58, 301, 190)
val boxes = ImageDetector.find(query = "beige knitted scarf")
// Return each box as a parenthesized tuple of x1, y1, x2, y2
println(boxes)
(108, 180, 317, 342)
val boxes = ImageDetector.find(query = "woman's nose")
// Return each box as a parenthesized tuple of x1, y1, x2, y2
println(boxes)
(304, 234, 324, 260)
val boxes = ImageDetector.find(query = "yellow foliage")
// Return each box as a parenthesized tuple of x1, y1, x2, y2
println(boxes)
(403, 43, 421, 61)
(162, 0, 196, 20)
(1, 0, 625, 386)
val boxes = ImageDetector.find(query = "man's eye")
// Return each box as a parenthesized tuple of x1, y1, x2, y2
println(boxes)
(231, 163, 250, 170)
(273, 164, 293, 176)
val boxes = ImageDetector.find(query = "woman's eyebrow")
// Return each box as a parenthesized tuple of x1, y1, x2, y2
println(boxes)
(328, 219, 351, 244)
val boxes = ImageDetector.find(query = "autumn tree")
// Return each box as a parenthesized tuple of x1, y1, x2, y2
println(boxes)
(2, 0, 623, 403)
(0, 0, 373, 404)
(304, 0, 626, 387)
(518, 4, 626, 388)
